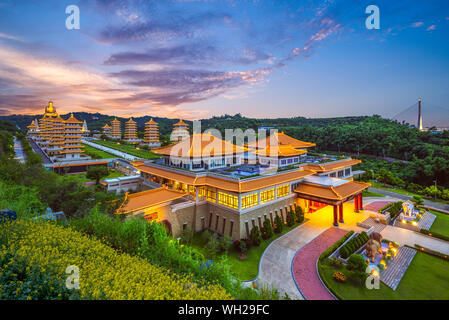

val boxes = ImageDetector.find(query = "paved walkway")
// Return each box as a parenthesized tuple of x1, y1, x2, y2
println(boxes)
(381, 225, 449, 255)
(292, 227, 347, 300)
(84, 139, 140, 161)
(13, 136, 26, 163)
(380, 246, 416, 290)
(255, 222, 329, 299)
(364, 200, 393, 212)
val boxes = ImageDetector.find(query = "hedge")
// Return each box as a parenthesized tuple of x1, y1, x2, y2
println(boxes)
(413, 244, 449, 262)
(419, 229, 449, 242)
(340, 232, 369, 259)
(319, 231, 354, 261)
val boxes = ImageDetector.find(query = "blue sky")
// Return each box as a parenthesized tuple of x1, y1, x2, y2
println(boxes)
(0, 0, 448, 120)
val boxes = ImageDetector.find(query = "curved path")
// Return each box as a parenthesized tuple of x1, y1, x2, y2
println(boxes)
(292, 227, 347, 300)
(255, 222, 329, 299)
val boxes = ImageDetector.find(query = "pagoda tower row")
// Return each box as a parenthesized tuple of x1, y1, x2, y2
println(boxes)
(102, 117, 161, 147)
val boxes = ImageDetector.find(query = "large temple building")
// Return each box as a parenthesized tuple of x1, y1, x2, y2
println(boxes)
(29, 102, 90, 162)
(118, 131, 370, 240)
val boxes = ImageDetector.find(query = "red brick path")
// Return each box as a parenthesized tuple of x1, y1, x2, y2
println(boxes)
(292, 227, 347, 300)
(364, 201, 393, 212)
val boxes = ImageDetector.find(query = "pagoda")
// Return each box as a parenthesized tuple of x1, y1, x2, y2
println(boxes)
(60, 114, 84, 160)
(124, 118, 139, 144)
(144, 118, 161, 148)
(170, 119, 189, 142)
(110, 118, 122, 140)
(102, 124, 111, 136)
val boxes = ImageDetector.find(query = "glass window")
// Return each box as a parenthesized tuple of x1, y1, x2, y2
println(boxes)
(241, 193, 259, 209)
(277, 184, 289, 198)
(260, 189, 275, 204)
(207, 188, 216, 202)
(218, 192, 238, 209)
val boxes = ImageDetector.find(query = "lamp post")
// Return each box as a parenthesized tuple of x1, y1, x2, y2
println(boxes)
(434, 179, 437, 201)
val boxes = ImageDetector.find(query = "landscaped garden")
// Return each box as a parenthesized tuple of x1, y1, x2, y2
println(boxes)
(91, 139, 160, 159)
(319, 250, 449, 300)
(83, 144, 116, 159)
(188, 207, 306, 280)
(70, 169, 124, 183)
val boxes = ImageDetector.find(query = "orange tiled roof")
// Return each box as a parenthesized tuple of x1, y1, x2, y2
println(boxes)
(133, 161, 316, 193)
(111, 118, 120, 123)
(65, 114, 83, 124)
(294, 180, 370, 201)
(102, 124, 111, 129)
(146, 118, 158, 125)
(117, 187, 186, 214)
(247, 132, 315, 149)
(152, 133, 248, 157)
(302, 158, 361, 173)
(174, 119, 188, 126)
(254, 145, 308, 157)
(126, 118, 136, 123)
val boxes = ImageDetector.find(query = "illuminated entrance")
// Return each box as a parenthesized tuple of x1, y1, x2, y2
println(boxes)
(294, 177, 370, 226)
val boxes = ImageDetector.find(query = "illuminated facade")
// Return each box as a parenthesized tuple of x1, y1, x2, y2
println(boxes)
(119, 132, 370, 240)
(110, 118, 121, 140)
(30, 102, 89, 162)
(144, 118, 161, 148)
(124, 118, 139, 144)
(102, 124, 111, 136)
(170, 119, 189, 142)
(81, 120, 90, 138)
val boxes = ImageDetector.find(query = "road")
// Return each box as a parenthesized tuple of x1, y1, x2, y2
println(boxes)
(369, 187, 449, 211)
(13, 136, 26, 163)
(27, 137, 52, 164)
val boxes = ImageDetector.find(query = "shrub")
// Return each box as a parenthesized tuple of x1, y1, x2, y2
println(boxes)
(319, 231, 354, 261)
(261, 218, 273, 240)
(329, 257, 343, 269)
(219, 235, 233, 254)
(286, 210, 295, 227)
(294, 206, 304, 223)
(180, 225, 193, 244)
(249, 226, 262, 247)
(206, 233, 220, 257)
(273, 215, 283, 234)
(333, 271, 346, 283)
(340, 232, 369, 259)
(412, 195, 424, 205)
(347, 270, 367, 286)
(0, 219, 231, 299)
(239, 241, 248, 255)
(347, 254, 368, 272)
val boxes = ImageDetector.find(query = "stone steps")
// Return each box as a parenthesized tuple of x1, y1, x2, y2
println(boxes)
(380, 246, 416, 290)
(418, 211, 436, 230)
(360, 217, 387, 233)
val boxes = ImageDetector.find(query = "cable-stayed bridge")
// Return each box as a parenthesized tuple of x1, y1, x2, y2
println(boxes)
(392, 100, 449, 130)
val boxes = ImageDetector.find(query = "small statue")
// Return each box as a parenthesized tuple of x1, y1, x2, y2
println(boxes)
(365, 232, 383, 263)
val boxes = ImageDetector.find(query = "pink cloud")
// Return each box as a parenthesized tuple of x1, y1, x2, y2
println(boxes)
(426, 25, 436, 31)
(411, 21, 424, 28)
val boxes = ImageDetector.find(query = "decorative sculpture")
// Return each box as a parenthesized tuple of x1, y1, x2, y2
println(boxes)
(365, 232, 383, 263)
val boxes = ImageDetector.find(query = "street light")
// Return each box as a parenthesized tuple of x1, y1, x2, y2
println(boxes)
(434, 179, 437, 201)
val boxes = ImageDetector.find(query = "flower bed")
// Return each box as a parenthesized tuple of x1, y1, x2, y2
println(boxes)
(0, 219, 231, 300)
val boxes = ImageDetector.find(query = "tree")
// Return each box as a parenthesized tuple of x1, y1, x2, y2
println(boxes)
(261, 218, 273, 240)
(273, 214, 283, 234)
(86, 166, 109, 185)
(206, 233, 219, 257)
(249, 226, 262, 247)
(295, 206, 304, 223)
(219, 235, 233, 254)
(411, 195, 424, 206)
(181, 225, 193, 245)
(286, 210, 295, 227)
(347, 254, 368, 272)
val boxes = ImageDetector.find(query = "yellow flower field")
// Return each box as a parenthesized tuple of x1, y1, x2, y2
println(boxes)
(0, 219, 232, 300)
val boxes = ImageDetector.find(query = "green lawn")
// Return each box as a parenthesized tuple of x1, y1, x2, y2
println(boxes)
(190, 221, 306, 281)
(363, 189, 386, 198)
(70, 170, 125, 183)
(429, 209, 449, 238)
(91, 140, 160, 160)
(319, 251, 449, 300)
(83, 144, 116, 159)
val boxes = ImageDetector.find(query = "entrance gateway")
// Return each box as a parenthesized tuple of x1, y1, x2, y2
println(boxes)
(294, 175, 367, 226)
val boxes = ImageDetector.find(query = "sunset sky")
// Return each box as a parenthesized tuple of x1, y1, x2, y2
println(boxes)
(0, 0, 448, 119)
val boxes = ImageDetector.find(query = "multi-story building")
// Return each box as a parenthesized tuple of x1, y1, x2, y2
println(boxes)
(143, 118, 161, 148)
(29, 102, 90, 163)
(81, 120, 90, 138)
(124, 118, 140, 144)
(117, 132, 370, 240)
(110, 118, 122, 140)
(26, 119, 39, 138)
(170, 119, 189, 142)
